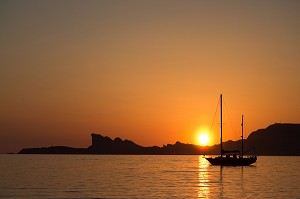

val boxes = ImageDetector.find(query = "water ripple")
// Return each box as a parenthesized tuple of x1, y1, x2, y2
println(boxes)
(0, 155, 299, 198)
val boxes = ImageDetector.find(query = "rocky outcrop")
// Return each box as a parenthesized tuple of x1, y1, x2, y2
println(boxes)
(245, 123, 300, 155)
(88, 133, 145, 154)
(18, 123, 300, 155)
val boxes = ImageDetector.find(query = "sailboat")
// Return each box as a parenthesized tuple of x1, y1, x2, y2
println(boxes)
(205, 94, 257, 166)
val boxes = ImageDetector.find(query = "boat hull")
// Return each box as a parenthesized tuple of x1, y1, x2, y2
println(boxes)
(205, 156, 257, 166)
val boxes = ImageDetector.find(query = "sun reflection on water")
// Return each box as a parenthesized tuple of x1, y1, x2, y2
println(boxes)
(198, 156, 210, 198)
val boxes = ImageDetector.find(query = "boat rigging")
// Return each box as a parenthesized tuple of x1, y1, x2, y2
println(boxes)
(205, 94, 257, 166)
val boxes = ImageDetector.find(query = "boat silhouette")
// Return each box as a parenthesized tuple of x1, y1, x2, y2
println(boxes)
(205, 94, 257, 166)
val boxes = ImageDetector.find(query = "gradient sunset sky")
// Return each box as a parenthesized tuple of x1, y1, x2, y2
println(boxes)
(1, 0, 300, 153)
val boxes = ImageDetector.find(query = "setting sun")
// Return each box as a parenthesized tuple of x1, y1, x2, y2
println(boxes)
(198, 134, 209, 146)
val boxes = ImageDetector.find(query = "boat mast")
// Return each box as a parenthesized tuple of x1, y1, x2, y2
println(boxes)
(220, 94, 223, 156)
(241, 115, 244, 157)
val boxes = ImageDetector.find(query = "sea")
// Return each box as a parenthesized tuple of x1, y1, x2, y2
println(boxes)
(0, 155, 299, 199)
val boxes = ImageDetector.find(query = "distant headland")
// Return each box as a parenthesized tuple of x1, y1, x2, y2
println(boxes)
(18, 123, 300, 155)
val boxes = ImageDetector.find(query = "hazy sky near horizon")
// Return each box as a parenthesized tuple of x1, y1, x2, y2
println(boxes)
(1, 0, 300, 153)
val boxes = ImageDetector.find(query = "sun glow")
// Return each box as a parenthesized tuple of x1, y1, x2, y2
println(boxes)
(198, 133, 209, 146)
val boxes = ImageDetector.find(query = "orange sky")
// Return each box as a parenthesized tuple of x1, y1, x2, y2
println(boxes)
(1, 1, 300, 153)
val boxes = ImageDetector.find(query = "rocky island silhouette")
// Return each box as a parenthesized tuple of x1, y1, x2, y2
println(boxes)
(19, 123, 300, 155)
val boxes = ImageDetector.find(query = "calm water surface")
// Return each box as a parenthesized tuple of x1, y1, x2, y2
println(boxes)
(0, 155, 299, 198)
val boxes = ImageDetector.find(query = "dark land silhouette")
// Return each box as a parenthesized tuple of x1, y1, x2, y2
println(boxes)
(18, 123, 300, 155)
